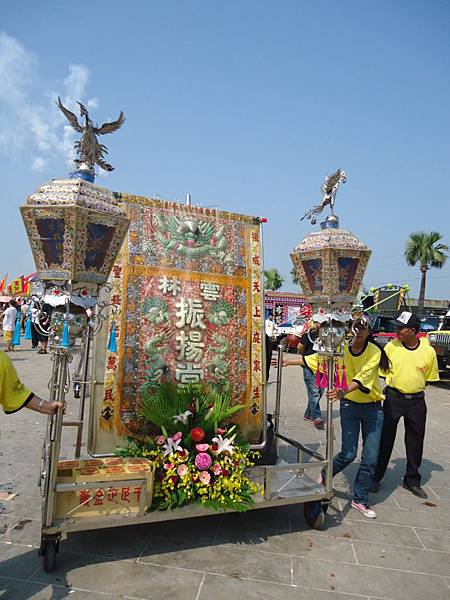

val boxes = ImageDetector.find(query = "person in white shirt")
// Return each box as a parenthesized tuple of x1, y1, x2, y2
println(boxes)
(265, 313, 278, 382)
(2, 301, 18, 352)
(265, 313, 278, 339)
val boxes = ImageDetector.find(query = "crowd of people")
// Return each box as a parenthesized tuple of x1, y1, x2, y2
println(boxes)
(0, 296, 61, 416)
(282, 311, 439, 518)
(0, 296, 52, 353)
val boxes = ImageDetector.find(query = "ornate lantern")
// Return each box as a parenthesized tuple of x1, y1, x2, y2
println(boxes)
(19, 101, 130, 537)
(289, 170, 372, 495)
(291, 170, 371, 352)
(20, 178, 130, 298)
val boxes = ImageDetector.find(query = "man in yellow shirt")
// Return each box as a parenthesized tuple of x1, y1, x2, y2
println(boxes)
(0, 350, 61, 415)
(371, 312, 439, 499)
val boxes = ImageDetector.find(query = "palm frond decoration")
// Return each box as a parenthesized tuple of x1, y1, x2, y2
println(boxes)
(140, 383, 193, 433)
(139, 382, 243, 437)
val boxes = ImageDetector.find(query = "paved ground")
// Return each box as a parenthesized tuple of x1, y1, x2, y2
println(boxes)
(1, 340, 449, 600)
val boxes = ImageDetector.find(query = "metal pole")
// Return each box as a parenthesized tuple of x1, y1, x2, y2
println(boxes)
(273, 344, 283, 435)
(186, 193, 191, 206)
(325, 353, 334, 493)
(74, 327, 92, 458)
(44, 350, 70, 527)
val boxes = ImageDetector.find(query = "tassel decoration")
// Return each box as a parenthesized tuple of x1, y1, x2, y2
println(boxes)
(24, 315, 32, 340)
(108, 321, 117, 353)
(12, 315, 21, 346)
(319, 361, 328, 388)
(61, 318, 70, 348)
(340, 364, 347, 389)
(315, 364, 321, 387)
(334, 363, 340, 388)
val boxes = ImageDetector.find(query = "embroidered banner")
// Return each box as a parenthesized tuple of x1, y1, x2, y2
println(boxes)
(94, 196, 265, 446)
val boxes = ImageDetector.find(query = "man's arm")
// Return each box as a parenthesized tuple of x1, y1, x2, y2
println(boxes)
(26, 395, 62, 415)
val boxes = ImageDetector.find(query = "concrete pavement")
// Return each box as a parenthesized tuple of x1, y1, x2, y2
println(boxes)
(1, 341, 449, 599)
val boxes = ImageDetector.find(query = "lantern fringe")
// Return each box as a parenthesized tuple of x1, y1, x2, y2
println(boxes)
(61, 319, 70, 348)
(340, 364, 347, 389)
(334, 364, 340, 388)
(315, 366, 321, 387)
(108, 321, 117, 353)
(319, 361, 328, 388)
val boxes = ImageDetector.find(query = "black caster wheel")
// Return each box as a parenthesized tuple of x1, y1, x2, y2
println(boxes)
(304, 501, 326, 530)
(73, 383, 81, 399)
(39, 539, 58, 572)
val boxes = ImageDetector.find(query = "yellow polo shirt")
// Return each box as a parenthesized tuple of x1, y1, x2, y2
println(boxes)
(381, 338, 439, 394)
(0, 351, 34, 414)
(305, 341, 384, 403)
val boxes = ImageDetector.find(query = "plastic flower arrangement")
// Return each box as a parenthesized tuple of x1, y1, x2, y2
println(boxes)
(117, 383, 260, 512)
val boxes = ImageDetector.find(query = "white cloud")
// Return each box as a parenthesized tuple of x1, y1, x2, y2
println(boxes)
(0, 32, 100, 172)
(31, 156, 47, 171)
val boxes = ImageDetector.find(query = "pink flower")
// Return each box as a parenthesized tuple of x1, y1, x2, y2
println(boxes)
(195, 452, 212, 470)
(196, 443, 209, 452)
(212, 463, 222, 476)
(216, 428, 226, 435)
(163, 463, 174, 470)
(177, 463, 189, 477)
(171, 431, 183, 442)
(199, 471, 211, 485)
(155, 435, 166, 445)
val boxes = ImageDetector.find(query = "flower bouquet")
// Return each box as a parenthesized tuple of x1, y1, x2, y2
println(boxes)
(117, 383, 260, 512)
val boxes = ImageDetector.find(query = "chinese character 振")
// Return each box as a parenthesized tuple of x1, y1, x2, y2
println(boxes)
(175, 298, 206, 329)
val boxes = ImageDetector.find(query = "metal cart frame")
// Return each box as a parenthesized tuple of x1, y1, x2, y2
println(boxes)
(38, 343, 336, 572)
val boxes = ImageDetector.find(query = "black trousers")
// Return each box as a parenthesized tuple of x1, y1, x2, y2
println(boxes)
(374, 387, 427, 487)
(31, 322, 39, 348)
(265, 335, 273, 382)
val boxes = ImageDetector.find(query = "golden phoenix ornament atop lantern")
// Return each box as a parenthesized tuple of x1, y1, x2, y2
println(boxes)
(291, 171, 371, 352)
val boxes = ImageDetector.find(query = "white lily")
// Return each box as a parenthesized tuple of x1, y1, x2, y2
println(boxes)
(172, 410, 192, 425)
(212, 434, 235, 455)
(163, 438, 183, 457)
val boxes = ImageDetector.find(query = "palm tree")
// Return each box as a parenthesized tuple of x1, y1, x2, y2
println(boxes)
(264, 268, 284, 291)
(290, 266, 300, 286)
(404, 231, 448, 314)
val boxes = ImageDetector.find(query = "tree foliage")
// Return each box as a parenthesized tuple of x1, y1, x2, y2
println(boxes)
(264, 268, 284, 291)
(404, 231, 448, 312)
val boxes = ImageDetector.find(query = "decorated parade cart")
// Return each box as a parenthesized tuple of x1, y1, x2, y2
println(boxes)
(19, 102, 372, 572)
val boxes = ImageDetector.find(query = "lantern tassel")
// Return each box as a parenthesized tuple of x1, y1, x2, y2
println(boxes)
(61, 319, 70, 348)
(340, 364, 347, 389)
(24, 315, 32, 339)
(320, 361, 328, 388)
(334, 363, 340, 389)
(12, 316, 21, 346)
(108, 321, 117, 353)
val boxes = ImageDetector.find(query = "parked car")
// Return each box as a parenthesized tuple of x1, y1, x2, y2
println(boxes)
(427, 311, 450, 373)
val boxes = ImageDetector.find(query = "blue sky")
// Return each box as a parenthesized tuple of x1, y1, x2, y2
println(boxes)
(1, 0, 449, 299)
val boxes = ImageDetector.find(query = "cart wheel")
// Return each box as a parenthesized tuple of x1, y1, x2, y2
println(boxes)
(304, 501, 326, 530)
(73, 382, 81, 399)
(40, 539, 57, 572)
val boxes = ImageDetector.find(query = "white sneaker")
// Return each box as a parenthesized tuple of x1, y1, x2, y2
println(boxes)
(351, 500, 377, 518)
